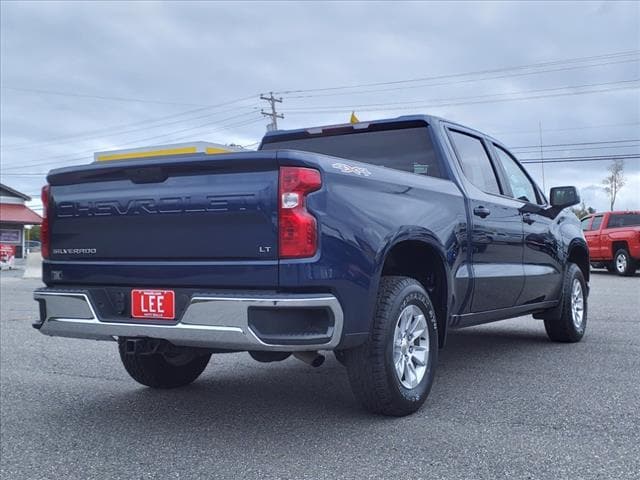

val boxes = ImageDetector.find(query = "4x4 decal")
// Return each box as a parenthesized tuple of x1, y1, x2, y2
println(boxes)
(331, 162, 372, 177)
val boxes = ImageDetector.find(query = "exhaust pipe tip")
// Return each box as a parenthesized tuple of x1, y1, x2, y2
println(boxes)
(293, 351, 325, 368)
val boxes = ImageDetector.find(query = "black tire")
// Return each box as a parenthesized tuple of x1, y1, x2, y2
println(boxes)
(613, 249, 635, 276)
(118, 343, 211, 388)
(543, 263, 587, 343)
(344, 276, 438, 416)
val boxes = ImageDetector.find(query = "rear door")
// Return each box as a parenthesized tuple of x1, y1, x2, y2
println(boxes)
(446, 128, 524, 312)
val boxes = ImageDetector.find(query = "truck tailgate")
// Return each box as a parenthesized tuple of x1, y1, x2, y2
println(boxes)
(45, 152, 279, 287)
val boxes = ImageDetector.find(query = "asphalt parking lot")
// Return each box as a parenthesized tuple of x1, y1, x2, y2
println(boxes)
(1, 270, 639, 479)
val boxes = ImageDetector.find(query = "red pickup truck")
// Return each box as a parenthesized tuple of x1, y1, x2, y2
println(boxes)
(582, 211, 640, 276)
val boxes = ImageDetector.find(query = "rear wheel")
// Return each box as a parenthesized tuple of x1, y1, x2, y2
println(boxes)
(118, 342, 211, 388)
(543, 263, 587, 343)
(345, 276, 438, 416)
(614, 249, 635, 276)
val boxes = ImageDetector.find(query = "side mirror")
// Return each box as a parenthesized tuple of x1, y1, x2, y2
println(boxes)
(549, 186, 580, 209)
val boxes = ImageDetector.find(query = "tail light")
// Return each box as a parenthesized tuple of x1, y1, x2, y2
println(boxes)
(41, 185, 50, 259)
(278, 166, 322, 258)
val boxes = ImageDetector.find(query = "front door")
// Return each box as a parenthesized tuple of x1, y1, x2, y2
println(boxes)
(583, 214, 604, 259)
(520, 209, 563, 303)
(490, 143, 563, 304)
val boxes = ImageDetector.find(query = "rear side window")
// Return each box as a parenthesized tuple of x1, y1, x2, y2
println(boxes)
(261, 126, 443, 178)
(493, 145, 541, 204)
(581, 217, 592, 231)
(449, 130, 501, 195)
(591, 215, 603, 230)
(607, 213, 640, 228)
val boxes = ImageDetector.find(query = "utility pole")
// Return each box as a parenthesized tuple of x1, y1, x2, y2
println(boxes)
(260, 92, 284, 131)
(538, 121, 546, 193)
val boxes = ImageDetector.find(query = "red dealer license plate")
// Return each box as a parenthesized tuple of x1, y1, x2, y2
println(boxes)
(131, 289, 175, 320)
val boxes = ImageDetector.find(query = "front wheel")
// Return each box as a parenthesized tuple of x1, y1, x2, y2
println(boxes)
(614, 249, 635, 276)
(345, 276, 438, 416)
(543, 263, 587, 343)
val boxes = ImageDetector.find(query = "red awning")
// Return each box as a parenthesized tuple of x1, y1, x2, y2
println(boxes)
(0, 203, 42, 225)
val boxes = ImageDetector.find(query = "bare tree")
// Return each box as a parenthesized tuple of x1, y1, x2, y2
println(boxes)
(602, 159, 626, 211)
(571, 201, 596, 219)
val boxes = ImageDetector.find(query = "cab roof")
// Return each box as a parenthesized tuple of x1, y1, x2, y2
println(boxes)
(260, 114, 498, 146)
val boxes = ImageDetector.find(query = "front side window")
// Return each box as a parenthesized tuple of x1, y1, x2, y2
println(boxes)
(581, 217, 592, 231)
(493, 145, 540, 204)
(449, 131, 501, 195)
(591, 215, 603, 230)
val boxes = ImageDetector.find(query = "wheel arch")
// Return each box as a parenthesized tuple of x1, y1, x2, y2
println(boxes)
(611, 240, 629, 257)
(567, 239, 590, 284)
(376, 231, 451, 348)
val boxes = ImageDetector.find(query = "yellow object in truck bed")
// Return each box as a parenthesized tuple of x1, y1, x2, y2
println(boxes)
(94, 142, 243, 162)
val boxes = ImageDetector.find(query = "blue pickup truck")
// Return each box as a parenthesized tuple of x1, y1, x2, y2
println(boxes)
(34, 115, 589, 416)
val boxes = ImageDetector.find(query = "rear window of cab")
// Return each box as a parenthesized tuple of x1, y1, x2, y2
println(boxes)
(607, 213, 640, 228)
(261, 126, 444, 179)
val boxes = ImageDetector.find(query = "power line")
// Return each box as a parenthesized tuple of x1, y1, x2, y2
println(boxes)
(520, 154, 640, 164)
(282, 78, 639, 113)
(1, 110, 259, 171)
(511, 138, 640, 149)
(1, 96, 259, 151)
(522, 157, 640, 164)
(273, 50, 639, 95)
(490, 121, 640, 136)
(282, 57, 639, 100)
(0, 116, 264, 174)
(1, 106, 213, 150)
(1, 105, 260, 153)
(1, 86, 258, 108)
(146, 117, 264, 145)
(282, 82, 639, 115)
(0, 112, 263, 172)
(513, 143, 640, 154)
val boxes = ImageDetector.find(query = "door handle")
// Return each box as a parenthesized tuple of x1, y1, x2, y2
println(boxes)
(522, 213, 535, 225)
(473, 206, 491, 218)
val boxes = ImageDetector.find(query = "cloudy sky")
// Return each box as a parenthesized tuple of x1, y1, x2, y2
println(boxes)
(1, 1, 638, 213)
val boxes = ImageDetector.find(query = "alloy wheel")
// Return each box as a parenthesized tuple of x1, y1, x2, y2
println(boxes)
(392, 304, 430, 389)
(616, 253, 628, 273)
(570, 279, 584, 330)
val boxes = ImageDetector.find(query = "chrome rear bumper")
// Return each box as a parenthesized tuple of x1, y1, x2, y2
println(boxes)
(33, 290, 343, 351)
